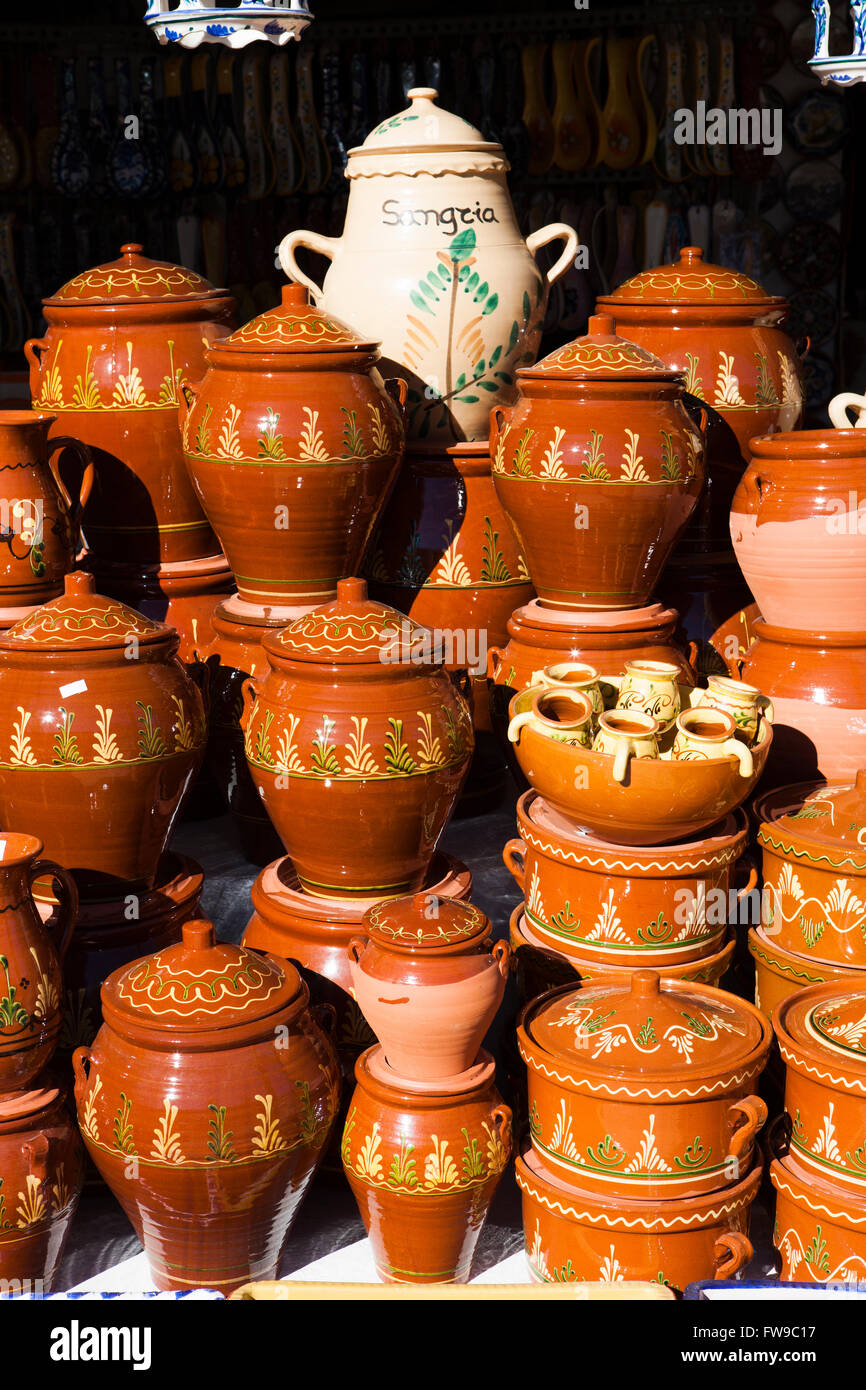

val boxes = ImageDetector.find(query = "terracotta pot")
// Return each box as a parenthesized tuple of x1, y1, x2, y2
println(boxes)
(0, 572, 207, 897)
(747, 927, 860, 1020)
(73, 919, 341, 1294)
(771, 1155, 866, 1283)
(0, 833, 77, 1088)
(507, 685, 772, 846)
(0, 411, 93, 607)
(0, 1083, 84, 1293)
(242, 578, 474, 898)
(341, 1046, 512, 1283)
(279, 87, 578, 449)
(505, 790, 750, 966)
(88, 552, 235, 665)
(731, 430, 866, 634)
(510, 907, 736, 1006)
(518, 971, 770, 1199)
(25, 244, 235, 567)
(518, 1144, 759, 1292)
(348, 894, 509, 1081)
(490, 314, 705, 611)
(180, 284, 405, 611)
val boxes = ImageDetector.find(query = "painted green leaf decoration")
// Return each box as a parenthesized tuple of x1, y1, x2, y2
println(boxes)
(483, 293, 499, 316)
(489, 345, 502, 368)
(461, 1128, 486, 1180)
(478, 380, 499, 392)
(437, 265, 451, 283)
(384, 718, 417, 774)
(586, 1134, 625, 1168)
(474, 281, 489, 302)
(410, 289, 433, 316)
(465, 272, 479, 293)
(456, 394, 480, 403)
(507, 321, 520, 354)
(449, 228, 477, 260)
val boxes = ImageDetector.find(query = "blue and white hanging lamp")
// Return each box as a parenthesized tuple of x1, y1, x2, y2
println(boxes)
(145, 0, 312, 48)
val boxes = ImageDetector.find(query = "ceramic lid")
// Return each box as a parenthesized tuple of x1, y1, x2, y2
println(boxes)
(758, 771, 866, 873)
(602, 246, 781, 308)
(264, 577, 441, 668)
(102, 919, 303, 1038)
(44, 243, 228, 306)
(781, 983, 866, 1075)
(521, 314, 680, 382)
(524, 971, 765, 1081)
(363, 892, 489, 953)
(212, 282, 378, 356)
(0, 1084, 62, 1122)
(348, 87, 503, 164)
(0, 571, 174, 654)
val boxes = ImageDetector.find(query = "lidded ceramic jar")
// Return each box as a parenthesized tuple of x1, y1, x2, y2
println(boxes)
(348, 893, 509, 1080)
(0, 1082, 84, 1292)
(491, 314, 705, 610)
(0, 571, 207, 896)
(771, 1155, 866, 1285)
(242, 578, 474, 899)
(25, 244, 235, 568)
(518, 970, 771, 1198)
(279, 87, 578, 447)
(180, 284, 405, 612)
(72, 919, 340, 1294)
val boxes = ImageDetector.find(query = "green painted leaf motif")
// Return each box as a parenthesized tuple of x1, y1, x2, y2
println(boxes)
(311, 717, 341, 776)
(582, 1007, 616, 1035)
(477, 380, 499, 392)
(673, 1136, 711, 1169)
(136, 702, 167, 760)
(483, 293, 499, 316)
(507, 321, 520, 354)
(449, 228, 477, 261)
(341, 408, 367, 458)
(804, 1225, 830, 1275)
(53, 707, 83, 765)
(529, 1101, 542, 1140)
(660, 430, 682, 482)
(489, 345, 502, 369)
(454, 371, 467, 392)
(194, 403, 213, 455)
(253, 710, 275, 767)
(388, 1136, 418, 1189)
(341, 1107, 357, 1166)
(522, 291, 531, 323)
(437, 264, 451, 284)
(0, 955, 28, 1027)
(552, 1259, 578, 1283)
(792, 1109, 806, 1141)
(480, 515, 512, 584)
(410, 289, 433, 316)
(754, 352, 779, 407)
(636, 1017, 657, 1048)
(550, 902, 579, 932)
(637, 912, 673, 945)
(473, 281, 489, 302)
(680, 1011, 712, 1038)
(847, 1142, 866, 1172)
(461, 1127, 486, 1180)
(296, 1080, 319, 1144)
(29, 542, 46, 578)
(512, 428, 535, 477)
(384, 718, 417, 774)
(419, 282, 436, 301)
(799, 914, 825, 949)
(112, 1093, 136, 1155)
(206, 1104, 237, 1163)
(455, 394, 480, 403)
(586, 1134, 625, 1168)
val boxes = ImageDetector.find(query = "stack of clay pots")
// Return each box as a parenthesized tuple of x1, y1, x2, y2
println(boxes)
(339, 892, 513, 1283)
(515, 970, 771, 1292)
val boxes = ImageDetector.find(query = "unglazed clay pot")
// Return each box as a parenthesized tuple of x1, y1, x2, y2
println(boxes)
(73, 919, 341, 1294)
(771, 1156, 866, 1283)
(348, 894, 509, 1081)
(25, 244, 235, 567)
(0, 1082, 84, 1292)
(490, 314, 705, 611)
(517, 1143, 759, 1293)
(180, 284, 405, 611)
(747, 927, 859, 1020)
(518, 971, 770, 1199)
(731, 431, 866, 635)
(0, 572, 207, 896)
(342, 1046, 512, 1283)
(242, 578, 474, 898)
(0, 412, 93, 607)
(0, 833, 77, 1089)
(279, 87, 578, 448)
(504, 791, 751, 966)
(89, 552, 235, 665)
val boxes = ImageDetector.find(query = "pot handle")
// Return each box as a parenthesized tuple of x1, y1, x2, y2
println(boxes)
(526, 222, 579, 286)
(502, 838, 526, 891)
(722, 737, 754, 780)
(178, 380, 198, 429)
(764, 1111, 792, 1163)
(239, 677, 258, 733)
(46, 437, 95, 527)
(726, 1095, 768, 1163)
(23, 336, 49, 379)
(489, 404, 514, 459)
(278, 229, 341, 302)
(756, 694, 774, 725)
(384, 376, 408, 419)
(347, 936, 368, 966)
(828, 391, 866, 430)
(30, 857, 78, 964)
(487, 646, 503, 681)
(741, 470, 773, 515)
(492, 939, 511, 978)
(310, 1001, 337, 1038)
(451, 668, 474, 711)
(71, 1046, 94, 1104)
(23, 1132, 50, 1182)
(489, 1103, 513, 1154)
(713, 1231, 753, 1280)
(795, 334, 811, 363)
(732, 854, 758, 903)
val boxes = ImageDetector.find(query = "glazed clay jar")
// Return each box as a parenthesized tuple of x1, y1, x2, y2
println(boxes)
(180, 284, 405, 611)
(504, 791, 750, 967)
(348, 894, 509, 1080)
(73, 920, 341, 1294)
(518, 971, 770, 1199)
(0, 572, 207, 896)
(491, 315, 705, 610)
(91, 552, 235, 666)
(771, 1156, 866, 1283)
(342, 1045, 512, 1283)
(0, 412, 93, 607)
(279, 87, 577, 448)
(0, 1083, 84, 1292)
(731, 430, 866, 633)
(242, 578, 474, 898)
(747, 927, 858, 1021)
(25, 244, 235, 568)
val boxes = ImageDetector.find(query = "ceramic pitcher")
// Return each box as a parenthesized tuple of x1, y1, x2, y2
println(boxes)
(279, 88, 578, 448)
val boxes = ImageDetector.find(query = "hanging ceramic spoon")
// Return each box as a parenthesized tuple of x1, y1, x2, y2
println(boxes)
(521, 43, 554, 176)
(684, 23, 712, 175)
(552, 39, 590, 172)
(241, 49, 274, 199)
(653, 29, 686, 183)
(688, 201, 711, 255)
(189, 51, 223, 193)
(643, 198, 668, 268)
(51, 58, 89, 196)
(709, 25, 734, 177)
(295, 45, 329, 195)
(270, 50, 296, 197)
(600, 38, 642, 170)
(631, 34, 658, 165)
(579, 37, 604, 167)
(164, 54, 197, 195)
(216, 52, 247, 193)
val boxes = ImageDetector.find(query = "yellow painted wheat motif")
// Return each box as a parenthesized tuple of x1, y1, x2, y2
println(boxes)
(252, 1094, 283, 1154)
(29, 947, 58, 1020)
(715, 352, 746, 407)
(50, 1164, 71, 1213)
(217, 404, 244, 459)
(92, 705, 122, 763)
(356, 1123, 383, 1180)
(517, 554, 531, 582)
(424, 1136, 459, 1188)
(274, 715, 304, 774)
(482, 1119, 508, 1174)
(416, 712, 444, 769)
(172, 696, 195, 751)
(10, 707, 37, 766)
(82, 1075, 103, 1142)
(344, 716, 379, 776)
(151, 1099, 185, 1163)
(112, 341, 147, 407)
(778, 352, 802, 406)
(435, 530, 471, 586)
(621, 429, 649, 481)
(539, 426, 567, 479)
(367, 404, 390, 455)
(16, 1175, 46, 1227)
(492, 427, 509, 474)
(39, 339, 64, 407)
(298, 406, 330, 462)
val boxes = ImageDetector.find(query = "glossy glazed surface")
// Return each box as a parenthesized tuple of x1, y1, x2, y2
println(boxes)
(747, 926, 861, 1020)
(0, 412, 91, 607)
(0, 1086, 84, 1291)
(771, 1156, 866, 1282)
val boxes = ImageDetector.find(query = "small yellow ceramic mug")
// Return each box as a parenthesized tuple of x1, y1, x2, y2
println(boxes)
(697, 676, 774, 746)
(592, 710, 660, 783)
(615, 660, 682, 732)
(530, 662, 605, 721)
(672, 707, 754, 777)
(508, 688, 594, 748)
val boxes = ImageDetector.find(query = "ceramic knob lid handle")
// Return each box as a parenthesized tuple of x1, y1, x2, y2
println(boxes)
(629, 969, 661, 999)
(336, 577, 368, 603)
(120, 242, 144, 259)
(407, 87, 439, 103)
(587, 313, 616, 337)
(63, 570, 97, 597)
(182, 920, 217, 951)
(679, 246, 704, 266)
(281, 282, 309, 309)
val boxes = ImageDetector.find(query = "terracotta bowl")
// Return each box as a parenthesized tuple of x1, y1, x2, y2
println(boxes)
(771, 1155, 866, 1283)
(504, 791, 750, 966)
(517, 1143, 760, 1293)
(747, 926, 864, 1021)
(507, 687, 772, 846)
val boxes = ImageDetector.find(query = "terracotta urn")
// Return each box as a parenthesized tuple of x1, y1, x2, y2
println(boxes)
(342, 1046, 512, 1283)
(180, 284, 405, 611)
(747, 927, 859, 1021)
(73, 919, 341, 1294)
(279, 87, 578, 448)
(504, 791, 751, 967)
(517, 1143, 760, 1293)
(491, 314, 705, 610)
(518, 971, 770, 1199)
(731, 430, 866, 634)
(241, 578, 474, 898)
(0, 572, 207, 896)
(0, 833, 77, 1089)
(89, 552, 235, 665)
(25, 244, 235, 568)
(348, 894, 509, 1081)
(0, 411, 93, 608)
(0, 1082, 84, 1293)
